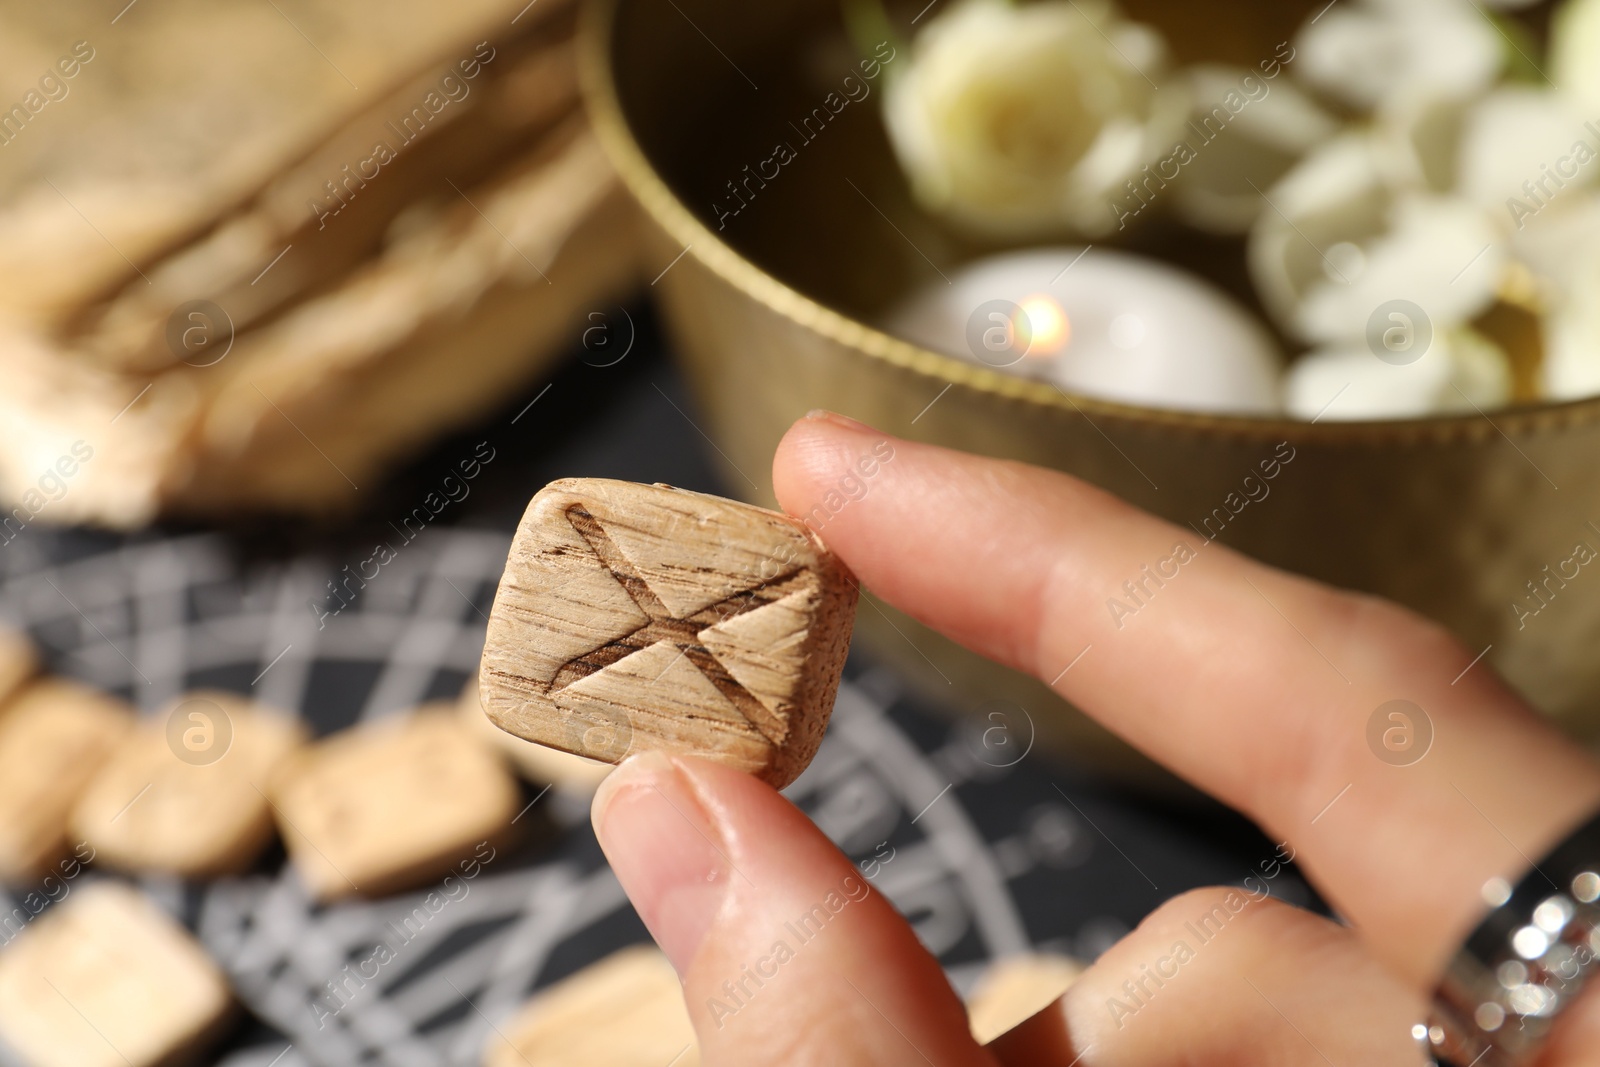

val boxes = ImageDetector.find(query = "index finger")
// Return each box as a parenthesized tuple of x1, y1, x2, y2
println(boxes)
(773, 412, 1600, 990)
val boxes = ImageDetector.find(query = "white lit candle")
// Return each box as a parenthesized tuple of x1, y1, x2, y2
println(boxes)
(885, 248, 1284, 415)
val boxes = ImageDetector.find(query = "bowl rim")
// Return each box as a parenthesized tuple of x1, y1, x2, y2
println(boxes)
(579, 0, 1600, 444)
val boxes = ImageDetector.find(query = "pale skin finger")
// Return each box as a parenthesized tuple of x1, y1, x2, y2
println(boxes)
(592, 751, 997, 1066)
(991, 888, 1426, 1066)
(772, 412, 1600, 997)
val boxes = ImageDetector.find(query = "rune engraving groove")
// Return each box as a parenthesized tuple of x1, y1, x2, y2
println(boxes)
(554, 506, 806, 745)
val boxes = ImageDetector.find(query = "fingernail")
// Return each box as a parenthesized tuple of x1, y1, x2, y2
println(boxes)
(592, 751, 731, 974)
(804, 409, 879, 434)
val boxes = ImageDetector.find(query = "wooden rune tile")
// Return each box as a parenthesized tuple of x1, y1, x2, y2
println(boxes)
(71, 692, 306, 878)
(0, 883, 232, 1067)
(485, 945, 698, 1067)
(480, 479, 857, 788)
(0, 679, 134, 882)
(268, 709, 519, 901)
(456, 682, 613, 792)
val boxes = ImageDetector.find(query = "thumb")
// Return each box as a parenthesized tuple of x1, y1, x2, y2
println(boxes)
(592, 752, 996, 1067)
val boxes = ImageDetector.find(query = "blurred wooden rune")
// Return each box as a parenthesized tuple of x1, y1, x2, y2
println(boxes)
(71, 693, 306, 879)
(484, 946, 699, 1067)
(0, 883, 233, 1067)
(479, 945, 1084, 1065)
(481, 479, 857, 789)
(0, 679, 133, 882)
(965, 953, 1085, 1044)
(0, 0, 640, 525)
(268, 709, 519, 901)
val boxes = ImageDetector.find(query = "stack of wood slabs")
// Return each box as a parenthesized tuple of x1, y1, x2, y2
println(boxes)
(0, 0, 640, 526)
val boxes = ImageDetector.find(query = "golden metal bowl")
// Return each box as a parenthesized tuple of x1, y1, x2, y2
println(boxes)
(581, 0, 1600, 774)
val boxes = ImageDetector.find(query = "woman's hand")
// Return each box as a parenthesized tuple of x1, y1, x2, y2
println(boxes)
(589, 411, 1600, 1065)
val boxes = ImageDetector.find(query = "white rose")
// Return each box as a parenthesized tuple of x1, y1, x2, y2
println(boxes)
(1372, 82, 1600, 402)
(1374, 86, 1598, 219)
(1248, 133, 1505, 345)
(883, 0, 1186, 238)
(1294, 0, 1503, 111)
(1284, 327, 1511, 420)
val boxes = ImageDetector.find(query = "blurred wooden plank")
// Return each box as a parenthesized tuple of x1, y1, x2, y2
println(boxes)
(0, 116, 642, 525)
(69, 13, 582, 374)
(0, 0, 575, 326)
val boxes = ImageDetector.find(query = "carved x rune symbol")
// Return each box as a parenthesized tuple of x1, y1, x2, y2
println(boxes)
(550, 506, 809, 743)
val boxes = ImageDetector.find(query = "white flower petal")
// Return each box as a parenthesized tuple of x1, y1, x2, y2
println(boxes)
(1553, 0, 1600, 117)
(883, 66, 950, 205)
(1264, 131, 1389, 219)
(1509, 191, 1600, 288)
(1250, 126, 1505, 344)
(1295, 2, 1502, 111)
(1109, 22, 1166, 75)
(1173, 65, 1339, 233)
(1374, 92, 1472, 193)
(1297, 196, 1504, 342)
(1248, 134, 1389, 338)
(1285, 328, 1511, 420)
(1457, 87, 1597, 217)
(1542, 245, 1600, 399)
(1286, 345, 1449, 420)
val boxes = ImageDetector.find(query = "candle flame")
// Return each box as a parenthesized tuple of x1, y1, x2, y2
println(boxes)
(1020, 294, 1069, 357)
